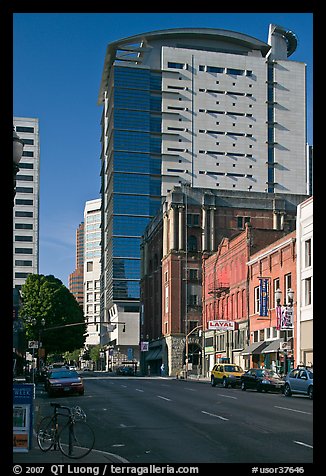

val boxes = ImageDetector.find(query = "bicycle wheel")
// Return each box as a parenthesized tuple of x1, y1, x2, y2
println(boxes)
(58, 420, 95, 459)
(37, 416, 57, 451)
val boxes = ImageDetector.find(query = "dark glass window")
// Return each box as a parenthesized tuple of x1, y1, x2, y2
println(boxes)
(112, 237, 141, 258)
(17, 175, 33, 181)
(114, 216, 150, 236)
(15, 235, 33, 242)
(113, 258, 140, 280)
(113, 280, 140, 300)
(19, 163, 34, 169)
(15, 223, 33, 230)
(15, 211, 33, 218)
(22, 138, 34, 145)
(15, 248, 33, 254)
(22, 151, 34, 157)
(16, 126, 34, 133)
(168, 62, 185, 69)
(15, 199, 33, 206)
(207, 66, 224, 73)
(15, 260, 33, 266)
(15, 272, 31, 278)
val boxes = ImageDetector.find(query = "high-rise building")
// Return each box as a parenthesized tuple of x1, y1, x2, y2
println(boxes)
(98, 25, 308, 354)
(83, 199, 101, 346)
(13, 117, 40, 290)
(69, 222, 85, 306)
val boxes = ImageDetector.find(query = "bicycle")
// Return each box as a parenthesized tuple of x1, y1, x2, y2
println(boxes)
(37, 402, 95, 458)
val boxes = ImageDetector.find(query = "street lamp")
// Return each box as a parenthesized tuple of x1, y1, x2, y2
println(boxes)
(13, 128, 24, 201)
(185, 325, 203, 379)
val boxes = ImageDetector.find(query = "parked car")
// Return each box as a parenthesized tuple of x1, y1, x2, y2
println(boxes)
(116, 366, 134, 376)
(283, 367, 313, 399)
(211, 363, 244, 388)
(241, 368, 284, 393)
(45, 368, 84, 397)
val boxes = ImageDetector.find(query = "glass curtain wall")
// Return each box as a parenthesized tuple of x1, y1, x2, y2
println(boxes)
(107, 66, 162, 307)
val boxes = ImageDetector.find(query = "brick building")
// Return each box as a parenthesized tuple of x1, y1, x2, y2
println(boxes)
(246, 230, 297, 374)
(140, 186, 306, 376)
(202, 225, 289, 373)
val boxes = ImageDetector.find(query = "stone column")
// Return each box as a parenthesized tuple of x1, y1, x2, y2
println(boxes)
(178, 206, 185, 251)
(210, 207, 215, 251)
(163, 212, 168, 256)
(202, 207, 208, 251)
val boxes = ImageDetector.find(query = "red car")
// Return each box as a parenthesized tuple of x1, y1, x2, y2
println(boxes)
(45, 369, 84, 397)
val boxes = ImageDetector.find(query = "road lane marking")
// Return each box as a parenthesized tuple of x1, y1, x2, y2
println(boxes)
(136, 388, 144, 392)
(157, 395, 171, 401)
(294, 440, 313, 449)
(201, 410, 228, 421)
(217, 394, 237, 399)
(121, 385, 128, 388)
(275, 406, 312, 415)
(184, 387, 196, 391)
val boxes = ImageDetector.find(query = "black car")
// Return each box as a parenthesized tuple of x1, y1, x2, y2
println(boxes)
(116, 366, 134, 376)
(241, 368, 284, 393)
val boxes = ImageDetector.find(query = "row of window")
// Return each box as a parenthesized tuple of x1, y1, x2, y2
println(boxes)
(167, 62, 253, 77)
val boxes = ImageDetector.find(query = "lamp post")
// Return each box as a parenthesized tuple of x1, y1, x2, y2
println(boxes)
(185, 325, 203, 379)
(275, 288, 294, 375)
(28, 318, 45, 381)
(13, 127, 24, 202)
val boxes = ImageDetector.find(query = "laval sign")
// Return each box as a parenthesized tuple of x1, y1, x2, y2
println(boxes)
(208, 320, 236, 330)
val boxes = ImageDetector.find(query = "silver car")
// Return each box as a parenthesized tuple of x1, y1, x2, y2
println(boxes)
(284, 367, 313, 399)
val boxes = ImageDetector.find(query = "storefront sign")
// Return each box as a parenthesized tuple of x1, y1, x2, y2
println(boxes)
(208, 320, 235, 330)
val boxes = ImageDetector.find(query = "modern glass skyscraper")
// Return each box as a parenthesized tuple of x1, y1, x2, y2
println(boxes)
(98, 26, 308, 351)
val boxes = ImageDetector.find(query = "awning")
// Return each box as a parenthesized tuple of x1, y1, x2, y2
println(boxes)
(261, 338, 284, 354)
(241, 341, 268, 356)
(145, 348, 163, 361)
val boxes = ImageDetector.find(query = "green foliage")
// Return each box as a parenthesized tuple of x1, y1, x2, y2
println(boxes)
(19, 274, 86, 356)
(89, 344, 102, 363)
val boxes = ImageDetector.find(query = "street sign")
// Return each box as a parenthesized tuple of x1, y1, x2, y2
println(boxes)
(280, 341, 291, 351)
(28, 341, 38, 349)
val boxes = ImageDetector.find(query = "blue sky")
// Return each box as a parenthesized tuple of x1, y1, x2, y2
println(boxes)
(13, 13, 313, 287)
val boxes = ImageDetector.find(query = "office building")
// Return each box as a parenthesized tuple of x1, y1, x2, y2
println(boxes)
(84, 199, 101, 346)
(69, 222, 85, 306)
(13, 117, 40, 290)
(98, 25, 308, 359)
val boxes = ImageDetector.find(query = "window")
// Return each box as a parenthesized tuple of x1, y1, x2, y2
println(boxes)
(304, 277, 312, 305)
(22, 151, 34, 157)
(15, 260, 32, 266)
(16, 187, 33, 193)
(15, 199, 33, 206)
(305, 239, 312, 267)
(189, 269, 198, 280)
(15, 211, 33, 218)
(285, 274, 292, 304)
(15, 235, 33, 242)
(168, 62, 185, 69)
(227, 68, 244, 76)
(273, 278, 280, 307)
(22, 139, 34, 145)
(87, 261, 93, 272)
(207, 66, 224, 73)
(15, 248, 32, 254)
(15, 223, 33, 230)
(254, 286, 259, 313)
(16, 126, 34, 133)
(165, 286, 169, 314)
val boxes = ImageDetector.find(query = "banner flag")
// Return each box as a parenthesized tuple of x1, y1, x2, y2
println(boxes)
(259, 278, 269, 317)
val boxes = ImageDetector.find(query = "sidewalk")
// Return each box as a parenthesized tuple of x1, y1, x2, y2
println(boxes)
(13, 382, 129, 464)
(13, 437, 129, 463)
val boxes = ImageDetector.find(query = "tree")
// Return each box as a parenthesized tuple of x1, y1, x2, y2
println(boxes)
(19, 274, 86, 357)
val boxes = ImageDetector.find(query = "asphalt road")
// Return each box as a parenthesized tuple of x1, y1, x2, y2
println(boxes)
(37, 375, 313, 464)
